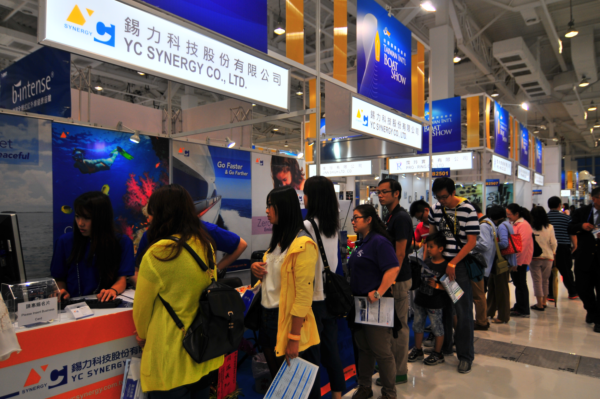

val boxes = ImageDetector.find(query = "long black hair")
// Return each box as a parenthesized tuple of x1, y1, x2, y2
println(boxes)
(531, 206, 550, 230)
(354, 204, 392, 242)
(267, 186, 307, 253)
(304, 176, 339, 238)
(506, 203, 532, 224)
(67, 192, 121, 289)
(146, 184, 215, 267)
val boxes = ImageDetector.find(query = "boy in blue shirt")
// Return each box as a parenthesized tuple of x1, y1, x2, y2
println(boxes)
(408, 232, 450, 366)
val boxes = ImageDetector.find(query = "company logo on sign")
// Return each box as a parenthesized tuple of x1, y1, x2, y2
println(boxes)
(356, 109, 369, 126)
(65, 5, 115, 47)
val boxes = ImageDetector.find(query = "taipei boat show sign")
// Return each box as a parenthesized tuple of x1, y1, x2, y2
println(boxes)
(419, 97, 462, 154)
(520, 123, 529, 167)
(357, 0, 412, 115)
(39, 0, 289, 111)
(494, 102, 509, 158)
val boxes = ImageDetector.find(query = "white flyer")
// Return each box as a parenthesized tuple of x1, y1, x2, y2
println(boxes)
(264, 357, 318, 399)
(354, 296, 395, 327)
(439, 275, 465, 303)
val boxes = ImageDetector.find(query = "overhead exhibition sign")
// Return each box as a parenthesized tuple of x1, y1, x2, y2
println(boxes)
(0, 46, 71, 118)
(535, 137, 543, 174)
(492, 154, 512, 176)
(356, 0, 412, 115)
(517, 165, 530, 182)
(350, 96, 422, 149)
(520, 123, 529, 167)
(419, 97, 462, 154)
(309, 160, 372, 178)
(534, 173, 544, 186)
(39, 0, 289, 110)
(389, 152, 473, 174)
(494, 102, 510, 158)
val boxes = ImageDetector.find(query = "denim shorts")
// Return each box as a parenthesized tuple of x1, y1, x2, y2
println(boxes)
(413, 303, 444, 337)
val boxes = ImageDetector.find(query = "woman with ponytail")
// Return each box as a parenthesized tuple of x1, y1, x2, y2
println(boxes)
(506, 203, 534, 317)
(348, 204, 399, 399)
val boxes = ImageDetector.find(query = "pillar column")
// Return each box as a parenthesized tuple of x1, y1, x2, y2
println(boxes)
(429, 24, 454, 100)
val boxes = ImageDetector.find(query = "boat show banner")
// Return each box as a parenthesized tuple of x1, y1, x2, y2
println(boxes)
(535, 137, 543, 174)
(356, 0, 412, 115)
(419, 97, 461, 154)
(494, 102, 509, 158)
(520, 123, 529, 167)
(172, 142, 252, 271)
(52, 123, 169, 249)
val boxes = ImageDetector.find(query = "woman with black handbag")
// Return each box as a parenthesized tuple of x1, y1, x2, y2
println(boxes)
(303, 176, 346, 399)
(250, 186, 321, 399)
(133, 185, 222, 399)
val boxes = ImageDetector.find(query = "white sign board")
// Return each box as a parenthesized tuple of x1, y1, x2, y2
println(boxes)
(389, 152, 473, 174)
(39, 0, 289, 110)
(491, 155, 512, 176)
(309, 161, 372, 177)
(350, 97, 422, 149)
(534, 173, 544, 186)
(17, 297, 57, 326)
(517, 165, 530, 182)
(561, 189, 570, 197)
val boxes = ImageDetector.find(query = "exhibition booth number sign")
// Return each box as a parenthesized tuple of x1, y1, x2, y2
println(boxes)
(309, 161, 372, 178)
(432, 168, 450, 178)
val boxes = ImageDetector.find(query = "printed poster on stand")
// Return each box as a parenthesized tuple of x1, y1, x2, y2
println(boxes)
(485, 179, 513, 209)
(419, 97, 462, 154)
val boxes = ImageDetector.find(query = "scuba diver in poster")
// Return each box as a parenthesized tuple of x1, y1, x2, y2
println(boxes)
(72, 146, 133, 174)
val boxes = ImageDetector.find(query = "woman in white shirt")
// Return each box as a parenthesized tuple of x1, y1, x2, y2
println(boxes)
(530, 207, 558, 311)
(303, 176, 345, 399)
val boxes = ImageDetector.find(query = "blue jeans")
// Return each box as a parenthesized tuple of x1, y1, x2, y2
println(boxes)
(442, 262, 474, 363)
(313, 300, 346, 393)
(148, 386, 209, 399)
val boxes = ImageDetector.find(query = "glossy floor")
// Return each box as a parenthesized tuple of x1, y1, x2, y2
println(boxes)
(343, 275, 600, 399)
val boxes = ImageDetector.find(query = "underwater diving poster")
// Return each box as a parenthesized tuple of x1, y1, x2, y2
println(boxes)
(51, 123, 169, 247)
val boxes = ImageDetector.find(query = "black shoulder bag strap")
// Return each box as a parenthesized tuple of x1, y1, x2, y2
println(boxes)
(308, 219, 330, 271)
(441, 207, 465, 251)
(157, 236, 214, 332)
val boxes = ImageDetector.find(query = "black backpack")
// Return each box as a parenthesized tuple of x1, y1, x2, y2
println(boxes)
(308, 219, 354, 318)
(158, 237, 246, 363)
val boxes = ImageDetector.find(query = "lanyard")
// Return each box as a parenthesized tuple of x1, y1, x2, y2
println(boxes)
(588, 207, 596, 224)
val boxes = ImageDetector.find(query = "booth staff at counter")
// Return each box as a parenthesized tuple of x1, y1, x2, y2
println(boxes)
(50, 192, 135, 301)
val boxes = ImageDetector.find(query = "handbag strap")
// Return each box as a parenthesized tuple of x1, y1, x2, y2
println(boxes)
(441, 207, 465, 250)
(308, 219, 330, 271)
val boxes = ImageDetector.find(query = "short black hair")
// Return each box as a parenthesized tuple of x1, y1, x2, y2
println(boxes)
(487, 205, 506, 221)
(409, 199, 431, 217)
(592, 187, 600, 197)
(548, 196, 562, 209)
(472, 203, 482, 214)
(378, 178, 402, 198)
(432, 177, 456, 195)
(426, 231, 446, 248)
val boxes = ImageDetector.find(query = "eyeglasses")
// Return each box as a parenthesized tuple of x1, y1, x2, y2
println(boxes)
(434, 194, 451, 201)
(351, 216, 366, 223)
(375, 189, 392, 196)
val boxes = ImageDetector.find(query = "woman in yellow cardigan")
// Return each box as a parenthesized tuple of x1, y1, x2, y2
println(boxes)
(251, 185, 321, 399)
(133, 184, 222, 399)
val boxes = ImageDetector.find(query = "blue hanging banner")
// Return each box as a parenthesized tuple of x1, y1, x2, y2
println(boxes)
(494, 102, 509, 157)
(356, 0, 412, 115)
(520, 123, 529, 167)
(419, 97, 462, 154)
(535, 137, 543, 173)
(141, 0, 268, 53)
(432, 168, 450, 178)
(0, 46, 71, 118)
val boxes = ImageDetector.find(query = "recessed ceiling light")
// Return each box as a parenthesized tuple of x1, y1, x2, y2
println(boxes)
(273, 128, 279, 131)
(137, 71, 146, 76)
(588, 101, 597, 111)
(420, 1, 436, 12)
(579, 77, 590, 87)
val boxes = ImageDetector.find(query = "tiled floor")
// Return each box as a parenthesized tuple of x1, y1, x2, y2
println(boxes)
(343, 275, 600, 398)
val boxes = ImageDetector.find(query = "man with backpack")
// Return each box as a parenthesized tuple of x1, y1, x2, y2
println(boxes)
(472, 204, 496, 331)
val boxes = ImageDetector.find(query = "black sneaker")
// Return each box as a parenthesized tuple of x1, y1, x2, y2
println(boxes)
(457, 360, 472, 374)
(424, 351, 445, 366)
(408, 347, 424, 362)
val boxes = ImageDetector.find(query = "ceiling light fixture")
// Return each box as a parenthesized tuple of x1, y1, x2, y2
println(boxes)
(588, 101, 597, 111)
(274, 0, 285, 35)
(374, 176, 380, 180)
(491, 88, 499, 97)
(420, 1, 436, 12)
(273, 128, 279, 131)
(137, 71, 146, 76)
(130, 132, 140, 144)
(295, 83, 303, 96)
(579, 76, 590, 87)
(533, 129, 539, 134)
(284, 141, 289, 147)
(558, 39, 563, 54)
(226, 137, 236, 148)
(453, 48, 461, 63)
(297, 152, 304, 159)
(565, 0, 578, 38)
(521, 102, 529, 111)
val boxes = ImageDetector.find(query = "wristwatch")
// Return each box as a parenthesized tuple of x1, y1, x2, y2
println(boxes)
(373, 291, 381, 299)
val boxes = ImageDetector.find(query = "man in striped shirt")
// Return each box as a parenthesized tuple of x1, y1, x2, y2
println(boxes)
(547, 196, 578, 300)
(428, 178, 480, 375)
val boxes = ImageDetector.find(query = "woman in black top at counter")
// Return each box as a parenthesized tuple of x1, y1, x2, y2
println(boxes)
(50, 192, 135, 302)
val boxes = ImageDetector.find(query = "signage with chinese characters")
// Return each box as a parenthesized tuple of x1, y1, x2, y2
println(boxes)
(491, 155, 512, 176)
(351, 97, 422, 149)
(517, 165, 530, 182)
(494, 102, 510, 158)
(217, 352, 238, 399)
(561, 189, 570, 197)
(534, 173, 544, 186)
(309, 160, 372, 177)
(432, 168, 450, 178)
(17, 297, 57, 326)
(388, 152, 473, 174)
(39, 0, 289, 110)
(420, 97, 462, 154)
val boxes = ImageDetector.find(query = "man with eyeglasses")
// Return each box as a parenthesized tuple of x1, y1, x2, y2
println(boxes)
(428, 177, 479, 374)
(568, 187, 600, 333)
(376, 178, 413, 387)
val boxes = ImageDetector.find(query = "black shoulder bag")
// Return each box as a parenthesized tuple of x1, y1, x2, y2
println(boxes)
(440, 208, 485, 282)
(308, 219, 354, 318)
(158, 237, 246, 363)
(408, 234, 422, 290)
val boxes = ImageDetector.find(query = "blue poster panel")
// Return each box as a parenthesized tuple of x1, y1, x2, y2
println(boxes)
(494, 102, 509, 157)
(357, 0, 412, 115)
(520, 123, 529, 167)
(419, 97, 462, 154)
(0, 46, 71, 118)
(142, 0, 267, 53)
(52, 123, 169, 247)
(535, 137, 543, 173)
